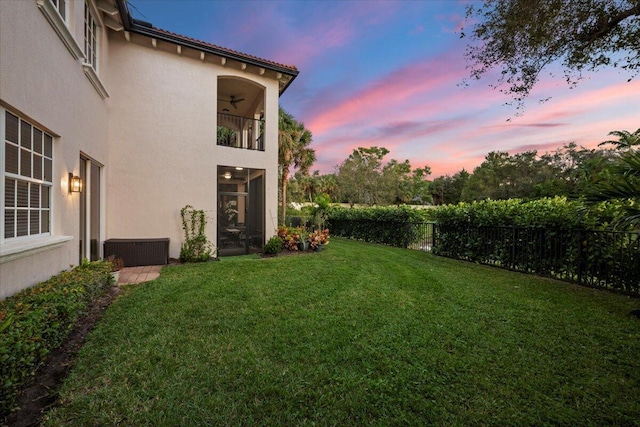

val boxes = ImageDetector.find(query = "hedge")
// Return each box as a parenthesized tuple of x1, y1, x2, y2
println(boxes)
(429, 198, 639, 295)
(427, 197, 627, 230)
(328, 206, 428, 247)
(0, 260, 113, 418)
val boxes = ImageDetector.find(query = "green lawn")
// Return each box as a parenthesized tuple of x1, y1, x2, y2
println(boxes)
(45, 239, 640, 426)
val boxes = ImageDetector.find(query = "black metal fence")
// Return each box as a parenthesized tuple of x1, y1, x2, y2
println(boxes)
(432, 224, 639, 295)
(329, 219, 639, 296)
(329, 219, 432, 248)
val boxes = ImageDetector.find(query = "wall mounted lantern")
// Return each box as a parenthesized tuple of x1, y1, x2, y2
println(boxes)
(69, 173, 83, 193)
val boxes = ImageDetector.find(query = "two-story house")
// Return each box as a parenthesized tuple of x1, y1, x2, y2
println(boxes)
(0, 0, 298, 299)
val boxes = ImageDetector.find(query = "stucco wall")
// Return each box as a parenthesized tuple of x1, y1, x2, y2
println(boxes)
(0, 0, 110, 299)
(106, 34, 280, 258)
(0, 1, 284, 299)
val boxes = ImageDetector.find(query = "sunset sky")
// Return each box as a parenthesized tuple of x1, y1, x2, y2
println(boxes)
(129, 0, 640, 178)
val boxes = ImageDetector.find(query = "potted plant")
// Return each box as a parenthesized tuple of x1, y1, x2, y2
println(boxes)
(297, 228, 309, 251)
(278, 226, 308, 252)
(307, 228, 329, 252)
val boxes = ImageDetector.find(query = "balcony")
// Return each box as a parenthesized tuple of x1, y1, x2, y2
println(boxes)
(217, 112, 264, 151)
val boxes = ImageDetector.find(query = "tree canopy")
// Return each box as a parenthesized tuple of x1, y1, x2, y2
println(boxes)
(334, 147, 432, 206)
(588, 129, 640, 227)
(462, 0, 640, 107)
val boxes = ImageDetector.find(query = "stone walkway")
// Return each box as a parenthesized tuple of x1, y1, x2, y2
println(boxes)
(117, 265, 162, 285)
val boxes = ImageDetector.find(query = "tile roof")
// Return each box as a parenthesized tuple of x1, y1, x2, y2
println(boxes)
(148, 26, 298, 74)
(114, 0, 298, 92)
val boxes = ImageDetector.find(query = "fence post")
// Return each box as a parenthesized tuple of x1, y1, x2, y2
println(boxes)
(511, 227, 517, 269)
(576, 229, 584, 285)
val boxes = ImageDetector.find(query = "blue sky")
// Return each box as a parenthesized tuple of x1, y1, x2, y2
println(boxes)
(128, 0, 640, 177)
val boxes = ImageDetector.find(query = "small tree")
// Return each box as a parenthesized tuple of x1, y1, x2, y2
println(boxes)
(312, 193, 331, 230)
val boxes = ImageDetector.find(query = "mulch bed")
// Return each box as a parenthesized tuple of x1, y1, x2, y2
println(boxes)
(4, 286, 122, 427)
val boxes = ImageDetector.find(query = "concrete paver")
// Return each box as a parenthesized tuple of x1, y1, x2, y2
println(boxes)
(117, 265, 162, 285)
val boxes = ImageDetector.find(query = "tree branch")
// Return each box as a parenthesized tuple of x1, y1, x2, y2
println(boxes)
(578, 3, 640, 44)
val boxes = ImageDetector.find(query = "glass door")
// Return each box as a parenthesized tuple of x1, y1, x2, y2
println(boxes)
(79, 155, 102, 262)
(218, 192, 248, 256)
(217, 166, 264, 256)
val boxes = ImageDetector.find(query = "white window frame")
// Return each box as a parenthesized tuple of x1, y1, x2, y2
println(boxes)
(84, 0, 98, 73)
(50, 0, 67, 21)
(1, 110, 53, 242)
(82, 0, 110, 98)
(36, 0, 85, 60)
(0, 108, 72, 263)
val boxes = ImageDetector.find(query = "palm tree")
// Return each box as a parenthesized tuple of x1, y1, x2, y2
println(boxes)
(278, 108, 315, 223)
(587, 130, 640, 228)
(317, 173, 338, 201)
(598, 128, 640, 151)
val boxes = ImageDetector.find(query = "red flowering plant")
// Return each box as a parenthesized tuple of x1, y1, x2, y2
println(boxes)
(307, 228, 329, 250)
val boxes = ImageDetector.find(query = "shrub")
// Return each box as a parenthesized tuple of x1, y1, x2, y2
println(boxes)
(429, 198, 639, 294)
(307, 229, 330, 249)
(328, 206, 427, 247)
(263, 236, 284, 254)
(0, 260, 113, 418)
(277, 226, 307, 251)
(429, 197, 627, 230)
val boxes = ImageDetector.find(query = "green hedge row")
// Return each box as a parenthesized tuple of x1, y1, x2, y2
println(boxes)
(328, 206, 427, 247)
(429, 198, 639, 295)
(0, 260, 114, 417)
(427, 197, 626, 230)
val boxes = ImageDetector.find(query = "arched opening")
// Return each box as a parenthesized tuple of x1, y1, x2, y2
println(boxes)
(217, 77, 265, 150)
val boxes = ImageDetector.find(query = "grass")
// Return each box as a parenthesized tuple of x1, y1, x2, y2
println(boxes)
(45, 239, 640, 426)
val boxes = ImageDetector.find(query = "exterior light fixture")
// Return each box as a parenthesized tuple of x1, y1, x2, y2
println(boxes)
(223, 172, 232, 179)
(69, 173, 83, 193)
(235, 167, 244, 170)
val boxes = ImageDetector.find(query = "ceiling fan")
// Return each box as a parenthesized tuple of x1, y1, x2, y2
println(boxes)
(218, 95, 245, 109)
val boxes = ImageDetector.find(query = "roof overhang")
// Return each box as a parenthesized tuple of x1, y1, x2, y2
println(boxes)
(113, 0, 298, 95)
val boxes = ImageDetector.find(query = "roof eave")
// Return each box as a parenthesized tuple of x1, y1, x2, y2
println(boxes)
(113, 0, 298, 95)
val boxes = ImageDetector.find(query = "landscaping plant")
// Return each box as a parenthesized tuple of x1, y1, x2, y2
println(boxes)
(307, 228, 329, 250)
(179, 205, 215, 262)
(0, 260, 113, 418)
(328, 205, 426, 247)
(263, 236, 284, 255)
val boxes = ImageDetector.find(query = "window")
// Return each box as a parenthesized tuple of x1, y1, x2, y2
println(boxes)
(84, 0, 98, 72)
(37, 0, 84, 59)
(50, 0, 66, 21)
(81, 1, 109, 98)
(3, 111, 52, 240)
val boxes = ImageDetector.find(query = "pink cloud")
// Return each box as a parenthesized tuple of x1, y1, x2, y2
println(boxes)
(306, 52, 468, 135)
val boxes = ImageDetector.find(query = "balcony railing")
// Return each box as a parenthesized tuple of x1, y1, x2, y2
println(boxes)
(217, 112, 264, 151)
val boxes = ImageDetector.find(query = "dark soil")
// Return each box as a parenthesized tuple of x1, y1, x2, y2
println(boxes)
(4, 286, 121, 427)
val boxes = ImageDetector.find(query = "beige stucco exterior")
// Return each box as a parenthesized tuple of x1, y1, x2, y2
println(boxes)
(0, 0, 295, 300)
(106, 34, 280, 258)
(0, 0, 111, 299)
